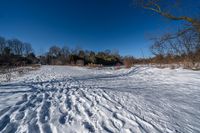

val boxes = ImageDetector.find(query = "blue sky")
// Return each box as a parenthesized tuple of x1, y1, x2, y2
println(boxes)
(0, 0, 199, 57)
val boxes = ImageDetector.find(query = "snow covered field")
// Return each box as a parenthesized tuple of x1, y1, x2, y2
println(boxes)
(0, 66, 200, 133)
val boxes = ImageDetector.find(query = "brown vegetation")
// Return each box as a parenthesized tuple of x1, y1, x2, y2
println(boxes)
(134, 0, 200, 69)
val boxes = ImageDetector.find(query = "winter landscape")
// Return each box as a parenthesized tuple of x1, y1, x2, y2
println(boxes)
(1, 0, 200, 133)
(0, 66, 200, 133)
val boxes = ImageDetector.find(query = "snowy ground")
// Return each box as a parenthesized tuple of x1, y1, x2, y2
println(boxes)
(0, 66, 200, 133)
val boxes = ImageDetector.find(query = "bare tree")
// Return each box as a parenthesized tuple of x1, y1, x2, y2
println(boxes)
(150, 28, 200, 66)
(48, 46, 61, 57)
(0, 36, 6, 55)
(136, 0, 200, 32)
(61, 46, 70, 58)
(60, 46, 70, 64)
(7, 39, 24, 55)
(24, 42, 33, 56)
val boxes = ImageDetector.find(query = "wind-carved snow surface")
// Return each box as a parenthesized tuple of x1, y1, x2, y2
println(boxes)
(0, 66, 200, 133)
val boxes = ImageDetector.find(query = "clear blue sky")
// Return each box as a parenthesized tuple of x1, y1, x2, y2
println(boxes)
(0, 0, 199, 57)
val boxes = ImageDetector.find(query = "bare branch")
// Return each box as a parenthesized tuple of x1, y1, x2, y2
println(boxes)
(136, 0, 200, 32)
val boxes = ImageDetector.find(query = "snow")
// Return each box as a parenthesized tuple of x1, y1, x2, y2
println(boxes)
(0, 65, 200, 133)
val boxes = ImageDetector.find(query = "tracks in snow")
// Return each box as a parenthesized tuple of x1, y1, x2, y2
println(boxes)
(0, 72, 167, 133)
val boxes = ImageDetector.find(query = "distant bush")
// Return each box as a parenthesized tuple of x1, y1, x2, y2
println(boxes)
(123, 57, 134, 68)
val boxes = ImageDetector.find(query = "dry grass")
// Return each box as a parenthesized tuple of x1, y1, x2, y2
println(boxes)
(0, 64, 41, 82)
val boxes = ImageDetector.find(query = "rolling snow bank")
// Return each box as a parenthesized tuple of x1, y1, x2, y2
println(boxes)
(0, 65, 200, 133)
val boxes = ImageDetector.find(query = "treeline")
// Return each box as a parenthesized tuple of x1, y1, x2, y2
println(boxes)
(1, 34, 200, 69)
(41, 46, 149, 67)
(0, 36, 38, 66)
(39, 46, 123, 66)
(0, 36, 138, 67)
